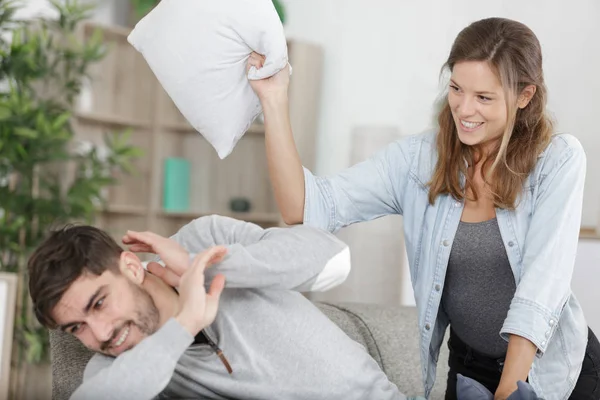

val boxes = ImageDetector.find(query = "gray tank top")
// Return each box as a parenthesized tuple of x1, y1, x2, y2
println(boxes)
(441, 218, 516, 358)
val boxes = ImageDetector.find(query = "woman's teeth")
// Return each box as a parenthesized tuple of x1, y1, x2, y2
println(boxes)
(461, 120, 483, 129)
(115, 325, 130, 347)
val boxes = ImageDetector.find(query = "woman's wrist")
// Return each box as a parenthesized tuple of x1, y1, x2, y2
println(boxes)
(259, 90, 289, 111)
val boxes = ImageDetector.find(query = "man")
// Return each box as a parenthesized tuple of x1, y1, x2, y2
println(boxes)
(28, 215, 411, 399)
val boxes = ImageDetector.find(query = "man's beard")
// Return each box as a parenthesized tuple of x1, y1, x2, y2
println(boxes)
(100, 282, 160, 354)
(131, 282, 160, 335)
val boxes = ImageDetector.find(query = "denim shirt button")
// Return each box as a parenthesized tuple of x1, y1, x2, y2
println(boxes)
(508, 241, 514, 247)
(545, 331, 551, 338)
(425, 323, 431, 331)
(442, 239, 450, 247)
(454, 202, 461, 207)
(435, 284, 441, 292)
(541, 340, 547, 347)
(549, 319, 555, 326)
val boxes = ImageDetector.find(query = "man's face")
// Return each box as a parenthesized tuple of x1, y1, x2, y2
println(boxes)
(52, 269, 160, 357)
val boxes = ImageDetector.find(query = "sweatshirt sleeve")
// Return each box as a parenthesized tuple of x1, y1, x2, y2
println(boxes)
(160, 215, 351, 292)
(70, 318, 193, 400)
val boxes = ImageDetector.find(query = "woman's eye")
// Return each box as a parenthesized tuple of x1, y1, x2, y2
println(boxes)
(449, 85, 460, 92)
(478, 95, 491, 101)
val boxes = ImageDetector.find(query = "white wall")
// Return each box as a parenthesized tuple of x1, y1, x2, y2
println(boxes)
(13, 0, 57, 19)
(281, 0, 600, 229)
(90, 0, 130, 26)
(572, 240, 600, 334)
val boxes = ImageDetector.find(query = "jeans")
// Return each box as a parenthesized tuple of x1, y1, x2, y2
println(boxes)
(445, 327, 600, 400)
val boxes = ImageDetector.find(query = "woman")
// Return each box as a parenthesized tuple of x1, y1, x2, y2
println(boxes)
(247, 17, 600, 400)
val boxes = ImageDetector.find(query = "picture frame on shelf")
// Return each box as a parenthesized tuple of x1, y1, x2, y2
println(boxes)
(0, 273, 18, 400)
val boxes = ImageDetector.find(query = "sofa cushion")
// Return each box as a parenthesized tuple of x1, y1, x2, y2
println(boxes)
(319, 302, 449, 397)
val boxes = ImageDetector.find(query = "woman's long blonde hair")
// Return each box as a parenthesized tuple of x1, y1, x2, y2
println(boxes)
(428, 17, 553, 209)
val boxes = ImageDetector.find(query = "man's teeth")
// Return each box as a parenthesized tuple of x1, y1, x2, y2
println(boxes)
(461, 120, 483, 129)
(115, 326, 130, 347)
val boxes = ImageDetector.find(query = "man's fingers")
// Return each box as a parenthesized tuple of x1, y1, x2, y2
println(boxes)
(122, 234, 136, 244)
(208, 273, 226, 297)
(124, 230, 161, 246)
(146, 262, 165, 277)
(127, 244, 153, 253)
(204, 274, 226, 324)
(126, 230, 190, 276)
(192, 246, 228, 271)
(147, 262, 180, 287)
(206, 248, 227, 267)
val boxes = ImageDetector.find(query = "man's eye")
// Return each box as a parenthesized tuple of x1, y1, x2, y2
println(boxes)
(94, 298, 104, 309)
(70, 323, 82, 334)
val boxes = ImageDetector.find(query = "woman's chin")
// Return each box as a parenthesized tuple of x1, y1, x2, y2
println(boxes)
(456, 131, 482, 146)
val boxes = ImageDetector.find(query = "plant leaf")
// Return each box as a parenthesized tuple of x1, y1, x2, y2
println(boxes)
(51, 111, 71, 130)
(0, 105, 11, 120)
(14, 127, 38, 138)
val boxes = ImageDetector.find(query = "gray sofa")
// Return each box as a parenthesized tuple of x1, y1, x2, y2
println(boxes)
(49, 302, 449, 399)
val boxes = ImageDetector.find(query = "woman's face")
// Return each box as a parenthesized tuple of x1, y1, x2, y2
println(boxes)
(447, 61, 508, 153)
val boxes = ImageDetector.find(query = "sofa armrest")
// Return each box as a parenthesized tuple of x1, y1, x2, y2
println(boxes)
(49, 329, 93, 400)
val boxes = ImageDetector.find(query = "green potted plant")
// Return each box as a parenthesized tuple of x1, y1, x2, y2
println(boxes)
(130, 0, 159, 26)
(272, 0, 286, 24)
(0, 0, 142, 396)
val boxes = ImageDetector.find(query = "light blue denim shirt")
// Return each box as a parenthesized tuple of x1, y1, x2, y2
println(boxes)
(302, 130, 588, 400)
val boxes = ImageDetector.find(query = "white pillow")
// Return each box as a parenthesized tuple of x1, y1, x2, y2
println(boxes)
(127, 0, 290, 159)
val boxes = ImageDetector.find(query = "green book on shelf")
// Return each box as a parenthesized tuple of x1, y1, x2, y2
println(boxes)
(163, 157, 190, 212)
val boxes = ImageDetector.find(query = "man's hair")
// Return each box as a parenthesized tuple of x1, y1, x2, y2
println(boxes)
(28, 224, 123, 329)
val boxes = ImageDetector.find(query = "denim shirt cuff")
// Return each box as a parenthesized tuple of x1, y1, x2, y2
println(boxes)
(500, 297, 559, 356)
(302, 167, 336, 232)
(302, 166, 313, 225)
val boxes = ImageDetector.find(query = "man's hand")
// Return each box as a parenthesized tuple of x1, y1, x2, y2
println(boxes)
(122, 230, 226, 287)
(175, 247, 227, 336)
(123, 230, 228, 335)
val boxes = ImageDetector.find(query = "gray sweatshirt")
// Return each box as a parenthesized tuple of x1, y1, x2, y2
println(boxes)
(73, 215, 407, 400)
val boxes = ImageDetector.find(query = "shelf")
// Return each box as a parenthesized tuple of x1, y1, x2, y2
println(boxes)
(75, 111, 152, 129)
(99, 205, 148, 216)
(162, 121, 266, 135)
(580, 227, 600, 240)
(158, 210, 281, 224)
(247, 123, 266, 135)
(83, 21, 132, 39)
